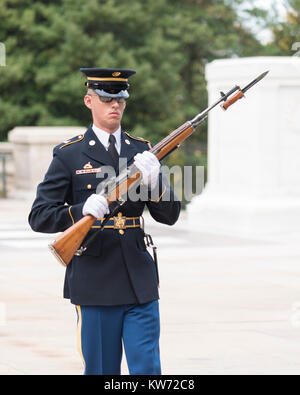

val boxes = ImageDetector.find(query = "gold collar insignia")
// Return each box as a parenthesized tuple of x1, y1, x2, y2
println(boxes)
(83, 162, 93, 169)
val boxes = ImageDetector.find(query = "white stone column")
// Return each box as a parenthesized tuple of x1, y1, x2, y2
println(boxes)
(8, 126, 85, 199)
(188, 57, 300, 236)
(0, 142, 14, 196)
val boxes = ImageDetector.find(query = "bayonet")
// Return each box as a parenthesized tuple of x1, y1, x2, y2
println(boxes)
(241, 71, 269, 94)
(221, 70, 269, 110)
(49, 70, 270, 266)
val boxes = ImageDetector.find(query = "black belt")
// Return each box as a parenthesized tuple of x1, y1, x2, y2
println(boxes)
(91, 214, 141, 232)
(75, 214, 159, 285)
(75, 214, 141, 256)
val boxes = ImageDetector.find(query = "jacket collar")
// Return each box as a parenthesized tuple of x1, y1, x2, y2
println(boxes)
(82, 126, 137, 167)
(82, 126, 115, 167)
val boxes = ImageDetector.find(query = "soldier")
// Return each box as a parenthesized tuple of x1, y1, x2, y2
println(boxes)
(28, 68, 181, 375)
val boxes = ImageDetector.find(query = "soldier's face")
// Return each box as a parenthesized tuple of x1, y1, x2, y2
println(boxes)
(84, 94, 126, 133)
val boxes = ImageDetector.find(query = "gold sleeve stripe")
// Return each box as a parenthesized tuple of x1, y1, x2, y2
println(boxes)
(68, 206, 75, 225)
(149, 185, 167, 203)
(59, 135, 84, 149)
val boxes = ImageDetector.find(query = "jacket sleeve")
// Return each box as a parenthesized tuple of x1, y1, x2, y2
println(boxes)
(145, 173, 181, 226)
(28, 150, 84, 233)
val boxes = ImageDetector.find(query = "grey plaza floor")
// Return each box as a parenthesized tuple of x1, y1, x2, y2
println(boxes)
(1, 198, 300, 375)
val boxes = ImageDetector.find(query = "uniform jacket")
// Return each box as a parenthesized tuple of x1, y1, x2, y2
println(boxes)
(28, 126, 181, 306)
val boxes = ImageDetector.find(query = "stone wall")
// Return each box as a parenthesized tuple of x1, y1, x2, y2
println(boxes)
(3, 126, 86, 199)
(0, 142, 14, 197)
(188, 56, 300, 236)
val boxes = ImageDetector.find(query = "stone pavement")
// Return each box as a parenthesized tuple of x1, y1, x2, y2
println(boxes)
(1, 198, 300, 375)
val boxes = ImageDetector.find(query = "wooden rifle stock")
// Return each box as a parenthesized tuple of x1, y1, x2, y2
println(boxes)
(49, 168, 143, 266)
(49, 123, 195, 267)
(49, 215, 96, 266)
(49, 72, 268, 266)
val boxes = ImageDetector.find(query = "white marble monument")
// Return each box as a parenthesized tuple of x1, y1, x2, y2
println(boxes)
(8, 126, 85, 199)
(188, 57, 300, 236)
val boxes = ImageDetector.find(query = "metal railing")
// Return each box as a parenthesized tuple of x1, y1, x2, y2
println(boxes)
(0, 152, 11, 198)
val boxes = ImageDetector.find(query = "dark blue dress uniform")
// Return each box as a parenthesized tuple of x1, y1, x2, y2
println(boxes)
(28, 126, 180, 306)
(29, 67, 181, 375)
(28, 125, 181, 374)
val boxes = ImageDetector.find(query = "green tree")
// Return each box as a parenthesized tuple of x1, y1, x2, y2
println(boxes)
(267, 0, 300, 55)
(1, 0, 269, 206)
(0, 0, 264, 143)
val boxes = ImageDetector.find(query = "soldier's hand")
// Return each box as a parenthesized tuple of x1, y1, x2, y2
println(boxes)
(82, 194, 109, 218)
(134, 151, 160, 189)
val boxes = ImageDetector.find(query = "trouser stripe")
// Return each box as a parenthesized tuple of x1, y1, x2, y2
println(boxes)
(76, 305, 85, 367)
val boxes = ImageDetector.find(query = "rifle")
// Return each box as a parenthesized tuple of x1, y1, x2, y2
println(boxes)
(49, 71, 269, 266)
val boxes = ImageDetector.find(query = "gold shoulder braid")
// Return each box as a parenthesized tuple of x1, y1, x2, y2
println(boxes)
(124, 131, 152, 149)
(59, 134, 84, 149)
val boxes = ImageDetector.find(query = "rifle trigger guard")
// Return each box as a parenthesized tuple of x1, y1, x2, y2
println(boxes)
(117, 198, 126, 206)
(74, 246, 87, 256)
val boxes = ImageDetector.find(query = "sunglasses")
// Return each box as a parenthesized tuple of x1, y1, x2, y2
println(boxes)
(88, 94, 126, 103)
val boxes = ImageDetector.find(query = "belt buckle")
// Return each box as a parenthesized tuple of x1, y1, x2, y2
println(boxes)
(114, 212, 126, 230)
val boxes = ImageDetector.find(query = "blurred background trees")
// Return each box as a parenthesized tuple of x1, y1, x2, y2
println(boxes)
(0, 0, 297, 203)
(267, 0, 300, 55)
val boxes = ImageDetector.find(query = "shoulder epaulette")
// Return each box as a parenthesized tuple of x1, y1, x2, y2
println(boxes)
(59, 134, 85, 149)
(124, 131, 152, 149)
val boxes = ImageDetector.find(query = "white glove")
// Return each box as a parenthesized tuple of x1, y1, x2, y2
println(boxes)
(134, 151, 160, 189)
(82, 194, 109, 218)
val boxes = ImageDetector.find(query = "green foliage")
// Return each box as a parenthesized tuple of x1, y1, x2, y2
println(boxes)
(0, 0, 264, 145)
(265, 0, 300, 55)
(2, 0, 274, 206)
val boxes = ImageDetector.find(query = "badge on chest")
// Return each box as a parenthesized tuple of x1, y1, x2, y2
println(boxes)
(76, 162, 102, 175)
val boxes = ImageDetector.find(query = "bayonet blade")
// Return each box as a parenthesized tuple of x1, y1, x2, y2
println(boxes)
(241, 71, 269, 93)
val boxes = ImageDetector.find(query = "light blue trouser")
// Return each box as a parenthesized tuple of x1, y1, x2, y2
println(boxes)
(76, 301, 161, 375)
